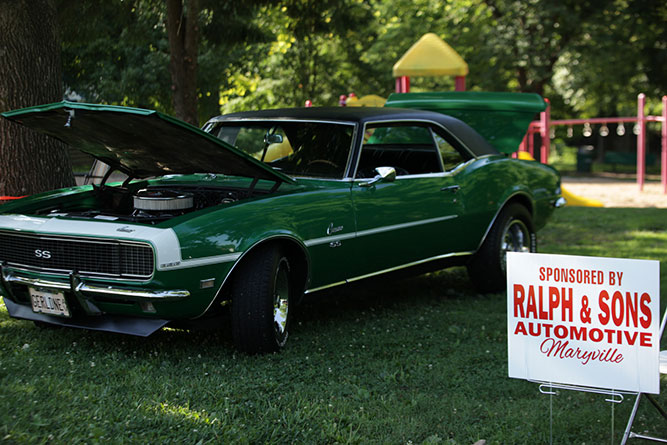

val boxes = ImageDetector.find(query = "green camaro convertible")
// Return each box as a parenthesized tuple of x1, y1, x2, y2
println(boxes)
(0, 93, 563, 353)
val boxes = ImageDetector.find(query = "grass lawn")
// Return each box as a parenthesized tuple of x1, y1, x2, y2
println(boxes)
(1, 207, 666, 444)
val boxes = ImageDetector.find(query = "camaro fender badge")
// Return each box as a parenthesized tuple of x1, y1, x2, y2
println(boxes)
(329, 241, 342, 248)
(160, 261, 181, 268)
(116, 226, 136, 233)
(326, 222, 343, 235)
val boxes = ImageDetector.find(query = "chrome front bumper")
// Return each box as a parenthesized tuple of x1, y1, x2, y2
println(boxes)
(0, 262, 189, 317)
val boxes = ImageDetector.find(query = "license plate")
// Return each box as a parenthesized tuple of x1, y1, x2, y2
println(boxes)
(29, 288, 71, 317)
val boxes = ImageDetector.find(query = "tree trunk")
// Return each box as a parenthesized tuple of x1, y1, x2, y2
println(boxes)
(166, 0, 200, 126)
(0, 0, 74, 196)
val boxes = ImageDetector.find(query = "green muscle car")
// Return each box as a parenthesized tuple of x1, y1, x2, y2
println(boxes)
(0, 94, 563, 353)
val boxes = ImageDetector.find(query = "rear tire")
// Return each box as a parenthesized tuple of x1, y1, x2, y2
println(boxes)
(231, 245, 292, 354)
(467, 203, 536, 293)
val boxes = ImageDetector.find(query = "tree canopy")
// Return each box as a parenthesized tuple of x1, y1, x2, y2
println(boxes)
(42, 0, 667, 121)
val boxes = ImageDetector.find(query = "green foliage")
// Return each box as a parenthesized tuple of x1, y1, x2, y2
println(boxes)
(57, 0, 665, 120)
(551, 0, 667, 117)
(58, 0, 172, 110)
(1, 207, 666, 443)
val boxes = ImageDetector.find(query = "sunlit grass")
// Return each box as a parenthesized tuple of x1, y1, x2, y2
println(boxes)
(0, 207, 665, 443)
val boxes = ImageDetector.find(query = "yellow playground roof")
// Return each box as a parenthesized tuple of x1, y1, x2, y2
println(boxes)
(392, 33, 469, 78)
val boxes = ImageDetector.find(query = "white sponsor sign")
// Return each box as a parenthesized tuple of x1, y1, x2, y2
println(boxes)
(507, 252, 660, 394)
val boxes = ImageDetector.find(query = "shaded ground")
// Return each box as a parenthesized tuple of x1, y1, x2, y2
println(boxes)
(562, 174, 667, 208)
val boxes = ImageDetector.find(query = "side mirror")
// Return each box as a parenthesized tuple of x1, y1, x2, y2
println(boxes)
(359, 166, 396, 187)
(264, 133, 283, 145)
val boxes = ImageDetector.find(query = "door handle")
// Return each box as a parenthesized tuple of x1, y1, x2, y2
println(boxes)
(440, 185, 461, 193)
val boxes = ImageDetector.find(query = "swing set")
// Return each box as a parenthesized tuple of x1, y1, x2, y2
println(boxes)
(519, 94, 667, 194)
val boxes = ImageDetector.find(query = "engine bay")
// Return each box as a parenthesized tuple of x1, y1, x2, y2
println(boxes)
(39, 184, 268, 224)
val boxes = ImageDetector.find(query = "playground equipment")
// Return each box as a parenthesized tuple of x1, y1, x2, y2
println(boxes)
(389, 33, 666, 195)
(392, 33, 468, 93)
(345, 94, 386, 107)
(520, 94, 667, 194)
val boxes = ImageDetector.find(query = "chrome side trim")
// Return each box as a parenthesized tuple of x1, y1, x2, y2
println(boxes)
(304, 232, 356, 247)
(303, 215, 457, 247)
(304, 250, 473, 294)
(160, 252, 242, 271)
(305, 280, 348, 294)
(356, 215, 457, 238)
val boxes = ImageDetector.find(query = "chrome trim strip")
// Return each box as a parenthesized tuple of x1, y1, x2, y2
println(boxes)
(2, 269, 189, 300)
(1, 262, 152, 280)
(356, 215, 457, 238)
(3, 273, 70, 290)
(305, 280, 348, 294)
(304, 232, 356, 247)
(304, 215, 457, 247)
(304, 250, 474, 294)
(160, 252, 242, 270)
(76, 283, 190, 300)
(208, 117, 358, 126)
(346, 251, 473, 283)
(0, 264, 153, 283)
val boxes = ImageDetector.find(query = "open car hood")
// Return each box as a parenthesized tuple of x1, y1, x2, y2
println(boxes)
(385, 92, 547, 154)
(1, 101, 294, 183)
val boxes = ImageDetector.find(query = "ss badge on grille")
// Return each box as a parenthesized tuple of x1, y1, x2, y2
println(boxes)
(34, 249, 52, 259)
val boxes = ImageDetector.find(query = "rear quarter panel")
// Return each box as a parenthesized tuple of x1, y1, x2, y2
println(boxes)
(455, 156, 560, 251)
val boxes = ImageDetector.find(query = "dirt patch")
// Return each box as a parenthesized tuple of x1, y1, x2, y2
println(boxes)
(562, 175, 667, 208)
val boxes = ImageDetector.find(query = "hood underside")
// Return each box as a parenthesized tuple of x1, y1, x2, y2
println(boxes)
(1, 101, 293, 183)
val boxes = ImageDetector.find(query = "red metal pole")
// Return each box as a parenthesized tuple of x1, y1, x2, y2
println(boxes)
(395, 77, 410, 93)
(517, 134, 527, 158)
(528, 127, 535, 158)
(455, 76, 466, 91)
(540, 99, 551, 164)
(662, 95, 667, 194)
(637, 93, 646, 191)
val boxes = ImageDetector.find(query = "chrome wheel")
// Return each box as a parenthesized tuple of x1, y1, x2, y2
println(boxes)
(500, 218, 531, 272)
(231, 246, 294, 354)
(273, 258, 290, 344)
(467, 203, 535, 293)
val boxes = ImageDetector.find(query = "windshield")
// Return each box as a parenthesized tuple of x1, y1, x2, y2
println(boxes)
(208, 121, 355, 179)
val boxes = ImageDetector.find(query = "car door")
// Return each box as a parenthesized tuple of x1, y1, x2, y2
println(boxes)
(348, 121, 470, 278)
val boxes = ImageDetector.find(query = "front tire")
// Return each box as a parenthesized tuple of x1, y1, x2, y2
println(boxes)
(467, 203, 536, 293)
(231, 245, 292, 354)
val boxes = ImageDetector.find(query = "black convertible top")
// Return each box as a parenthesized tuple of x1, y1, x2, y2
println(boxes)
(208, 107, 499, 157)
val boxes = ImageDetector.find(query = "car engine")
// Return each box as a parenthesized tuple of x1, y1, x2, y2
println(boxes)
(39, 185, 263, 224)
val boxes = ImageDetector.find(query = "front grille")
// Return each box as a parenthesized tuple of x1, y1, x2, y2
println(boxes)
(0, 231, 154, 279)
